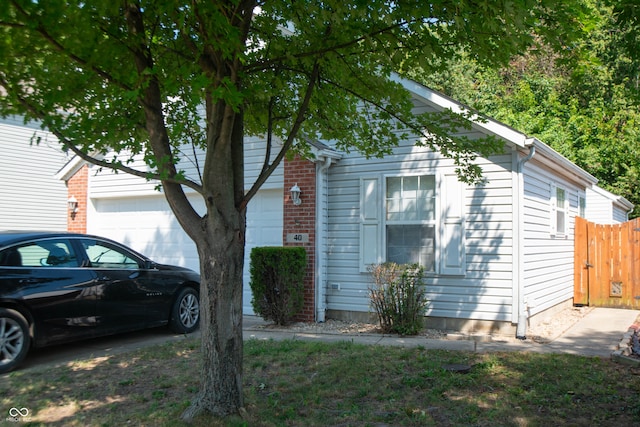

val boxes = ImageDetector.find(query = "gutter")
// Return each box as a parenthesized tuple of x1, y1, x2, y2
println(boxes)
(515, 142, 536, 339)
(530, 141, 597, 188)
(304, 140, 341, 323)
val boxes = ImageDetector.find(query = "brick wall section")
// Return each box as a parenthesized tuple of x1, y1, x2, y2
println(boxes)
(67, 165, 88, 233)
(283, 156, 317, 322)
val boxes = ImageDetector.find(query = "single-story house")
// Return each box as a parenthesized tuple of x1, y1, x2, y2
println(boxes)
(0, 116, 69, 231)
(52, 76, 632, 336)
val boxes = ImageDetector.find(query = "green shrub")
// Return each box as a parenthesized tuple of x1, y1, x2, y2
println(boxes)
(249, 246, 306, 325)
(367, 262, 429, 335)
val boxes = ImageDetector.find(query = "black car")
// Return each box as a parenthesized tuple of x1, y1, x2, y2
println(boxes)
(0, 231, 200, 373)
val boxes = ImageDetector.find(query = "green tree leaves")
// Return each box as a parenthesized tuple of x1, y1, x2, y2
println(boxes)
(414, 0, 640, 215)
(1, 0, 594, 187)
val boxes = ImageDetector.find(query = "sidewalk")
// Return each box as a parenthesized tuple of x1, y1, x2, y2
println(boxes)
(545, 307, 640, 357)
(18, 307, 640, 374)
(243, 307, 640, 358)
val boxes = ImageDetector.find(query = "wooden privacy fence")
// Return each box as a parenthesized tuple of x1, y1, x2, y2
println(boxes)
(574, 216, 640, 309)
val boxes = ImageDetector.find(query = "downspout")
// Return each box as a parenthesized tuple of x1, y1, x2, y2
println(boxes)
(315, 156, 333, 322)
(515, 142, 536, 339)
(626, 205, 634, 221)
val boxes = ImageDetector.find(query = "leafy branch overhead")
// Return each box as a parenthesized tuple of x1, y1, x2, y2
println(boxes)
(412, 0, 640, 214)
(0, 1, 590, 195)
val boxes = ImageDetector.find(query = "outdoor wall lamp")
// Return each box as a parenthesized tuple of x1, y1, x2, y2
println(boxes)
(290, 183, 302, 206)
(67, 195, 78, 213)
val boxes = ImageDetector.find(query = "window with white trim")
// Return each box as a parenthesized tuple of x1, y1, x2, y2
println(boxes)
(385, 175, 436, 270)
(557, 187, 567, 233)
(359, 173, 465, 275)
(551, 183, 568, 236)
(578, 193, 586, 218)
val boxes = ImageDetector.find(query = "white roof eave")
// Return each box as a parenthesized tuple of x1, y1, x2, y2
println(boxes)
(591, 185, 634, 211)
(55, 151, 105, 181)
(528, 138, 598, 187)
(392, 74, 601, 188)
(391, 74, 530, 148)
(55, 155, 86, 182)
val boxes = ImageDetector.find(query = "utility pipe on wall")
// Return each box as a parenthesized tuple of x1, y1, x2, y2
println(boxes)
(515, 142, 536, 339)
(315, 156, 333, 323)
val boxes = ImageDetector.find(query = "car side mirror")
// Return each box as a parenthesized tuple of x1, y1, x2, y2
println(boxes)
(143, 260, 155, 270)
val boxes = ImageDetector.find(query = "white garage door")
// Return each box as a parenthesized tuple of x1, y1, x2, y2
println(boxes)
(89, 190, 283, 315)
(243, 189, 284, 314)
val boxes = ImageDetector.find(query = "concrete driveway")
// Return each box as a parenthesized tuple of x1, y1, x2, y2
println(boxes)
(20, 327, 199, 372)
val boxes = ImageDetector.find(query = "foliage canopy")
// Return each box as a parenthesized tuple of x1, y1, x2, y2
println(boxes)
(413, 0, 640, 215)
(0, 0, 593, 187)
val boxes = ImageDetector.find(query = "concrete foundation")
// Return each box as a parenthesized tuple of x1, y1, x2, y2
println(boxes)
(326, 298, 576, 337)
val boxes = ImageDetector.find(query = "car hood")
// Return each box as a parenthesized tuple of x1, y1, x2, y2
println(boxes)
(153, 263, 198, 274)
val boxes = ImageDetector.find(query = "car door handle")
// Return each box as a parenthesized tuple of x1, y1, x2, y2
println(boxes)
(19, 278, 39, 284)
(96, 276, 110, 282)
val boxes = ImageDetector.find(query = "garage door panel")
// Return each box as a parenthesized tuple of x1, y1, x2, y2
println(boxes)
(89, 196, 200, 271)
(90, 190, 283, 316)
(243, 190, 283, 314)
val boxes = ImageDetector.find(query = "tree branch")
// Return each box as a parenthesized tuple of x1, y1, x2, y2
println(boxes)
(246, 17, 422, 73)
(9, 0, 134, 93)
(0, 59, 203, 194)
(260, 96, 276, 175)
(59, 134, 202, 194)
(241, 61, 321, 209)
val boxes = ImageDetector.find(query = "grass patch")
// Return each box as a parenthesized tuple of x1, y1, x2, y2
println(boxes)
(2, 338, 639, 426)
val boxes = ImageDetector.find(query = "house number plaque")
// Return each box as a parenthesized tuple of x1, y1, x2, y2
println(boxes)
(286, 233, 309, 243)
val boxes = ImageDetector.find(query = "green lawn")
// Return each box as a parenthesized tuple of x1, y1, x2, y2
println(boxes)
(2, 338, 639, 426)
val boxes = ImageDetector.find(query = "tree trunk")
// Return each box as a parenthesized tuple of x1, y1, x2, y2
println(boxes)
(181, 208, 246, 421)
(177, 55, 248, 421)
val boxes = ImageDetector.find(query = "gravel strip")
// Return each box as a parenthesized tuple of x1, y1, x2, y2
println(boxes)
(253, 306, 594, 342)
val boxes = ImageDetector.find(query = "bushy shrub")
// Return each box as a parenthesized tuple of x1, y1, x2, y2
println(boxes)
(368, 262, 429, 335)
(249, 246, 306, 325)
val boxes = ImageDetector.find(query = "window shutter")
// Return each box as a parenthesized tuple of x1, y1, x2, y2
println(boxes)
(550, 182, 557, 235)
(441, 174, 466, 276)
(360, 177, 380, 272)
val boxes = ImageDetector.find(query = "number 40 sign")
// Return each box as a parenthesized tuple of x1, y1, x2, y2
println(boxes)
(286, 233, 309, 243)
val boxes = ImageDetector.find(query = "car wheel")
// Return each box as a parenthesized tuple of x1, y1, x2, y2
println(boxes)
(0, 309, 31, 374)
(170, 287, 200, 334)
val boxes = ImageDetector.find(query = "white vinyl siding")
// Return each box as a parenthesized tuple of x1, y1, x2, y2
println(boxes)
(612, 205, 630, 223)
(89, 135, 283, 198)
(328, 134, 515, 321)
(0, 117, 69, 231)
(521, 161, 579, 316)
(585, 186, 631, 225)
